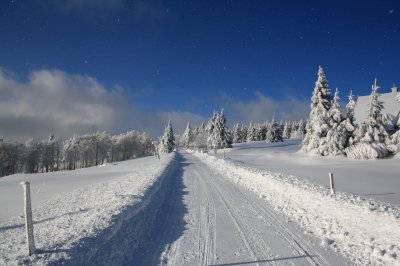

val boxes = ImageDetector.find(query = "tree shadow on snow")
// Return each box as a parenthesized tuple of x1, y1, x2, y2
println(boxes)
(47, 153, 189, 266)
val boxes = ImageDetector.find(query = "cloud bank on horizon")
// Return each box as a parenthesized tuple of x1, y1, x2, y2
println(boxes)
(0, 68, 309, 141)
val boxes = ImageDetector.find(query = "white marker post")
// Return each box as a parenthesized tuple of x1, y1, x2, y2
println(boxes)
(20, 181, 36, 256)
(329, 173, 335, 195)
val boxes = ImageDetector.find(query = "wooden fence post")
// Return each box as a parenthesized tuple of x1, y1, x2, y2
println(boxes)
(20, 181, 36, 256)
(329, 173, 335, 195)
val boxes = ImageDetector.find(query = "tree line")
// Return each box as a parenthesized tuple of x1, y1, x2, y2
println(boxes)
(163, 66, 400, 160)
(302, 66, 400, 159)
(0, 131, 154, 177)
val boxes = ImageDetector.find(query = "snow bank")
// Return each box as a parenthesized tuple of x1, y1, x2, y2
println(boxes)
(0, 153, 176, 265)
(194, 153, 400, 265)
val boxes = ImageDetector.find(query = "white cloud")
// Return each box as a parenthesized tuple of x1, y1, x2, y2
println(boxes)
(0, 68, 208, 141)
(222, 91, 309, 124)
(0, 68, 310, 141)
(0, 69, 129, 140)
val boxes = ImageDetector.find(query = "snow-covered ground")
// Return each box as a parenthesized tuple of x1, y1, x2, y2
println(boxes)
(0, 153, 177, 265)
(221, 139, 400, 206)
(159, 152, 350, 265)
(1, 141, 399, 265)
(196, 141, 400, 265)
(0, 157, 170, 222)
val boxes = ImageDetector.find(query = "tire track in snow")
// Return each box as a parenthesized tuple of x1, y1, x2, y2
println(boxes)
(192, 168, 216, 266)
(205, 169, 280, 265)
(220, 175, 329, 266)
(160, 153, 348, 265)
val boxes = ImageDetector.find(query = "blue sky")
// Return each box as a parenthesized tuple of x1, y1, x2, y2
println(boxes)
(0, 0, 399, 140)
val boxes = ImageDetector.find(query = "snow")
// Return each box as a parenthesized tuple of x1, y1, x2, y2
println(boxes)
(355, 89, 400, 124)
(1, 140, 399, 265)
(158, 153, 350, 265)
(222, 139, 400, 206)
(0, 153, 176, 265)
(195, 143, 400, 265)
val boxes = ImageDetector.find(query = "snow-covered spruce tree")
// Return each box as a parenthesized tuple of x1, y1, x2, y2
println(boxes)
(232, 123, 242, 143)
(207, 109, 230, 150)
(266, 118, 283, 143)
(301, 66, 332, 154)
(240, 124, 248, 143)
(325, 88, 346, 155)
(282, 122, 291, 139)
(254, 123, 264, 141)
(160, 120, 175, 153)
(182, 123, 193, 149)
(246, 122, 256, 143)
(193, 123, 208, 151)
(291, 119, 306, 139)
(345, 80, 391, 159)
(341, 90, 357, 147)
(389, 93, 400, 154)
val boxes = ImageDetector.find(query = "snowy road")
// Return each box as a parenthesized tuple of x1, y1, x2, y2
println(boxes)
(155, 152, 349, 265)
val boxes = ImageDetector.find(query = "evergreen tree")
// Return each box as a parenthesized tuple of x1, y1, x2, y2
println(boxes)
(182, 123, 193, 149)
(240, 124, 248, 143)
(160, 120, 175, 153)
(301, 66, 332, 154)
(266, 118, 283, 143)
(207, 109, 230, 150)
(254, 123, 266, 141)
(193, 122, 208, 151)
(346, 80, 391, 159)
(282, 122, 291, 139)
(246, 122, 256, 142)
(232, 123, 240, 143)
(341, 90, 357, 147)
(325, 88, 346, 155)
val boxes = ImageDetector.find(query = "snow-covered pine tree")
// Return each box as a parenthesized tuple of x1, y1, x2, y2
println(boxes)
(291, 121, 298, 133)
(389, 92, 400, 154)
(301, 66, 332, 154)
(341, 90, 357, 147)
(192, 122, 207, 151)
(240, 124, 248, 144)
(291, 119, 306, 139)
(266, 117, 283, 143)
(232, 123, 241, 143)
(346, 80, 391, 159)
(207, 109, 230, 150)
(282, 122, 291, 139)
(182, 123, 193, 149)
(160, 120, 175, 153)
(325, 88, 346, 155)
(246, 122, 256, 143)
(254, 123, 264, 141)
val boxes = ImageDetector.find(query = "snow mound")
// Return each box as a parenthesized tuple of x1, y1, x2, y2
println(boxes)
(194, 152, 400, 265)
(345, 142, 389, 159)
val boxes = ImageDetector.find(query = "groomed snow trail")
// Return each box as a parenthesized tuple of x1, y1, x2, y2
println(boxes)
(160, 152, 350, 266)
